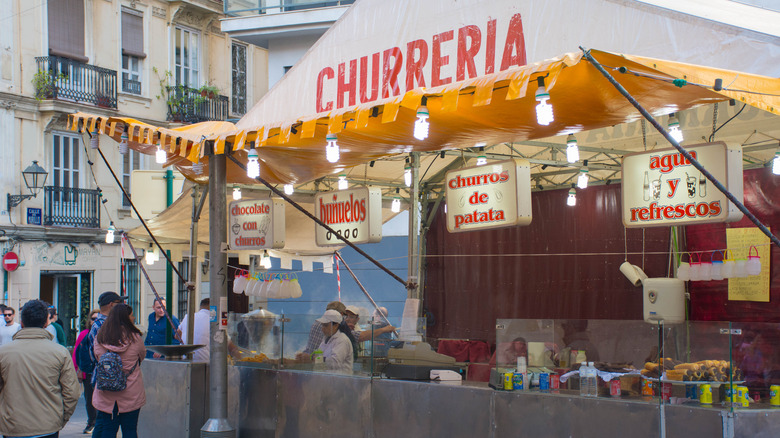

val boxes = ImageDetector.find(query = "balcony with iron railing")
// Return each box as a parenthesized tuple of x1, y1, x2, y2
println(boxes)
(43, 186, 101, 228)
(225, 0, 354, 16)
(34, 56, 118, 109)
(166, 85, 230, 123)
(122, 78, 142, 95)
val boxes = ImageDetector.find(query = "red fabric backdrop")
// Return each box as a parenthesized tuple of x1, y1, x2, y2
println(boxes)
(688, 168, 780, 322)
(423, 168, 780, 343)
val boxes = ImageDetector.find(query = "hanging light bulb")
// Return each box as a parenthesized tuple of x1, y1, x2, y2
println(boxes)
(566, 134, 580, 163)
(667, 113, 684, 143)
(567, 187, 577, 207)
(284, 184, 294, 195)
(118, 131, 129, 155)
(414, 106, 429, 140)
(476, 155, 487, 166)
(404, 161, 412, 187)
(105, 222, 116, 244)
(773, 151, 780, 175)
(338, 174, 348, 190)
(90, 126, 100, 149)
(192, 162, 203, 175)
(145, 246, 156, 265)
(155, 144, 166, 164)
(326, 134, 340, 163)
(260, 250, 272, 269)
(247, 147, 260, 179)
(233, 186, 242, 200)
(535, 76, 554, 126)
(577, 167, 589, 189)
(391, 196, 401, 213)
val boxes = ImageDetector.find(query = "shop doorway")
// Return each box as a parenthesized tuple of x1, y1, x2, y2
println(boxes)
(40, 272, 92, 346)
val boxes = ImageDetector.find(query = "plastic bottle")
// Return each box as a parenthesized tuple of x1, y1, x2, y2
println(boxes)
(588, 361, 598, 397)
(579, 362, 589, 397)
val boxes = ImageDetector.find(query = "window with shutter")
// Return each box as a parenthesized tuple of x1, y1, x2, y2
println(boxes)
(47, 0, 87, 62)
(121, 9, 145, 95)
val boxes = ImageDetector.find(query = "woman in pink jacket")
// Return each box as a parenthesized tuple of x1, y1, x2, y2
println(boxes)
(72, 309, 100, 434)
(92, 303, 146, 438)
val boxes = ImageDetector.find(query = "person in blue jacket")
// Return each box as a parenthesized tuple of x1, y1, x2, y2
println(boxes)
(144, 298, 180, 358)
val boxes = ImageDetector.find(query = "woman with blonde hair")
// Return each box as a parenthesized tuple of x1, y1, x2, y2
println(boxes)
(92, 304, 146, 437)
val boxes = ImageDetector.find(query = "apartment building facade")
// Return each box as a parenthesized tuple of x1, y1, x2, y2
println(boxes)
(0, 0, 268, 345)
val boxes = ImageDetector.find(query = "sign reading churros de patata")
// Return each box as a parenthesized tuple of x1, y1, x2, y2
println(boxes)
(229, 199, 286, 249)
(315, 187, 383, 246)
(445, 159, 532, 233)
(621, 142, 743, 227)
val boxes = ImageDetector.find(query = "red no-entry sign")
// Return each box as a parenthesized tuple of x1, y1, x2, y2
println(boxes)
(2, 252, 19, 272)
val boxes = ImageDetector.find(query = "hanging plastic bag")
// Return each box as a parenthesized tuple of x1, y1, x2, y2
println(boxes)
(722, 250, 736, 278)
(233, 270, 249, 295)
(269, 275, 284, 299)
(278, 274, 294, 299)
(689, 253, 702, 282)
(676, 253, 690, 281)
(699, 252, 713, 281)
(258, 274, 272, 298)
(290, 275, 303, 299)
(746, 246, 762, 276)
(710, 251, 724, 281)
(245, 275, 259, 296)
(734, 256, 748, 278)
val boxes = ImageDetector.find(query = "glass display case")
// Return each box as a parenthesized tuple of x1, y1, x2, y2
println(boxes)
(493, 318, 780, 410)
(228, 310, 423, 378)
(227, 313, 780, 410)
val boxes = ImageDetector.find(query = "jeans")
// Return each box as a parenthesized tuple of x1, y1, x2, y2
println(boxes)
(93, 403, 140, 438)
(83, 375, 96, 426)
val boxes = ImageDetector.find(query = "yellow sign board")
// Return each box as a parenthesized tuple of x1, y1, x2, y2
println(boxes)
(727, 227, 770, 302)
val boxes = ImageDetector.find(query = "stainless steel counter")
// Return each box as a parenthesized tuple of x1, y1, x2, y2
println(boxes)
(139, 362, 780, 438)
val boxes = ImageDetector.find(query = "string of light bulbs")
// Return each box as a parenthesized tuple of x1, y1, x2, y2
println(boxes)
(81, 129, 118, 244)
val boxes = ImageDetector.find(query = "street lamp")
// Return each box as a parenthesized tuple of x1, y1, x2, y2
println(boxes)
(7, 161, 48, 210)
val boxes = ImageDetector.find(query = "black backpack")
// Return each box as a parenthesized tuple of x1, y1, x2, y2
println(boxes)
(76, 337, 94, 375)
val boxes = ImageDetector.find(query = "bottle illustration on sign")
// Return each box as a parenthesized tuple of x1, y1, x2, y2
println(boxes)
(651, 175, 662, 200)
(685, 172, 696, 198)
(699, 173, 707, 197)
(643, 172, 650, 201)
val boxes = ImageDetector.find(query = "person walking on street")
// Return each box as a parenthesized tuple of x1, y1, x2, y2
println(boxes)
(0, 299, 80, 438)
(87, 292, 127, 437)
(92, 303, 146, 438)
(0, 306, 21, 346)
(144, 298, 180, 359)
(46, 306, 67, 346)
(73, 309, 100, 434)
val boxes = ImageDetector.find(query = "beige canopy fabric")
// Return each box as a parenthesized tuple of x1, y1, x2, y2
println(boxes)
(126, 184, 403, 258)
(68, 49, 780, 191)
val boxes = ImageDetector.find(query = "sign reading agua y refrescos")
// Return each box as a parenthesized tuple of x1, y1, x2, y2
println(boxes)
(229, 199, 286, 250)
(315, 187, 382, 246)
(621, 142, 743, 227)
(445, 158, 532, 233)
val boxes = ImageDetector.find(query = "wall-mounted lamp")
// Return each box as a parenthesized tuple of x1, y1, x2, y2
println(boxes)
(7, 161, 49, 210)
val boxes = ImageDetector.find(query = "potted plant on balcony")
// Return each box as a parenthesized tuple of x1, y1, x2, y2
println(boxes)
(154, 67, 188, 122)
(198, 84, 220, 100)
(32, 71, 65, 101)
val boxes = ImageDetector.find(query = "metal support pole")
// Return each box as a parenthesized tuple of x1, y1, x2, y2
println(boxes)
(165, 169, 175, 344)
(407, 152, 421, 305)
(186, 185, 202, 359)
(581, 47, 780, 249)
(201, 151, 235, 437)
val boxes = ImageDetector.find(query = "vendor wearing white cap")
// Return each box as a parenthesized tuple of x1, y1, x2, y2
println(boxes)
(316, 309, 353, 374)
